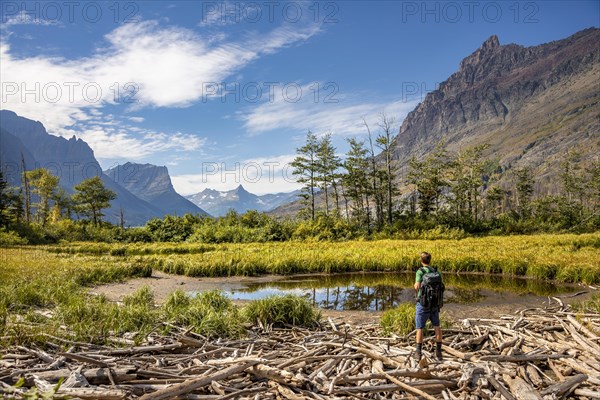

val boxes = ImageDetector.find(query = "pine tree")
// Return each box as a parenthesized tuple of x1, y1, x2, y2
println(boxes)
(343, 138, 371, 227)
(0, 171, 9, 227)
(317, 134, 341, 215)
(448, 144, 490, 222)
(291, 131, 320, 220)
(407, 142, 449, 215)
(73, 176, 116, 225)
(514, 167, 534, 219)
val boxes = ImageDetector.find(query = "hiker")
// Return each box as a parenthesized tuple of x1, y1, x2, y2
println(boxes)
(414, 252, 445, 361)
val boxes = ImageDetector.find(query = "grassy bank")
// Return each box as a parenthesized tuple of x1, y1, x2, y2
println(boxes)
(45, 232, 600, 283)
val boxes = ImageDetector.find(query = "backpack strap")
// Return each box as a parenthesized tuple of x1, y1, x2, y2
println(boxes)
(420, 266, 435, 274)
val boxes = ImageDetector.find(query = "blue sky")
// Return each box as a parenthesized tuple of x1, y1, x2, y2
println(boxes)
(1, 0, 598, 194)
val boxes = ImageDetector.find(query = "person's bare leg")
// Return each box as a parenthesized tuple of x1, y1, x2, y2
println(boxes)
(434, 326, 442, 342)
(416, 328, 424, 344)
(434, 326, 443, 360)
(415, 328, 424, 360)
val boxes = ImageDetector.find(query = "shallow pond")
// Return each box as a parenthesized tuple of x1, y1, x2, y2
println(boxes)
(193, 272, 576, 311)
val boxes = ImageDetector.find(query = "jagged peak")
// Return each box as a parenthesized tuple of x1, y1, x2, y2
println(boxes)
(481, 35, 500, 51)
(458, 34, 502, 72)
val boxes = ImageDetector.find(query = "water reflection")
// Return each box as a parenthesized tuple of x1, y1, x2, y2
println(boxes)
(218, 272, 573, 311)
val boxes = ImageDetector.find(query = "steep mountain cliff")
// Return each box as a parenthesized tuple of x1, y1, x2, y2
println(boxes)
(0, 110, 166, 225)
(104, 163, 209, 217)
(186, 185, 301, 216)
(0, 128, 36, 187)
(391, 28, 600, 190)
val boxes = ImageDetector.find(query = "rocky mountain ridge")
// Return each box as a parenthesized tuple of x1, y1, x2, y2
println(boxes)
(186, 185, 301, 216)
(391, 27, 600, 189)
(104, 163, 208, 217)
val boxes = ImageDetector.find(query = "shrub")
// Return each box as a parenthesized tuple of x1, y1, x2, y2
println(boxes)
(161, 290, 245, 338)
(243, 294, 321, 328)
(0, 229, 28, 245)
(380, 303, 416, 336)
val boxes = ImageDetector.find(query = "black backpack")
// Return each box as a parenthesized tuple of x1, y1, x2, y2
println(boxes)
(418, 266, 445, 310)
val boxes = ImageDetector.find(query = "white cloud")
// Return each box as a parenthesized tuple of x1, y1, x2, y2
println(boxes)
(171, 154, 301, 195)
(128, 116, 145, 123)
(82, 128, 206, 161)
(0, 17, 321, 149)
(76, 113, 207, 161)
(240, 83, 419, 137)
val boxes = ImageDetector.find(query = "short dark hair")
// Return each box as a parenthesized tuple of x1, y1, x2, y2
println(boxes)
(420, 252, 431, 264)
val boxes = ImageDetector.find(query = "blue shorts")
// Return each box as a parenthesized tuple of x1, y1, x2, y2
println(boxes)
(415, 302, 440, 329)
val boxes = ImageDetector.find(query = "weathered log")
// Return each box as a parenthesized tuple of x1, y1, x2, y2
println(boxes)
(479, 353, 568, 363)
(138, 359, 260, 400)
(540, 374, 587, 397)
(16, 366, 137, 386)
(249, 364, 312, 388)
(504, 376, 542, 400)
(573, 388, 600, 398)
(54, 386, 130, 399)
(58, 352, 110, 367)
(375, 367, 437, 400)
(525, 364, 544, 388)
(487, 375, 516, 400)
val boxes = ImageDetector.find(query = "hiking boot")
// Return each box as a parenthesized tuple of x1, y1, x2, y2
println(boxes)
(435, 349, 443, 361)
(414, 349, 422, 361)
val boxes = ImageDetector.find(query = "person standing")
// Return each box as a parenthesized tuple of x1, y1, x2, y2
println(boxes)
(414, 252, 444, 361)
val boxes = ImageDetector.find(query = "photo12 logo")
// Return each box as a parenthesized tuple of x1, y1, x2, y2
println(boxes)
(400, 1, 540, 23)
(1, 82, 139, 104)
(200, 162, 296, 185)
(1, 1, 140, 24)
(202, 81, 339, 104)
(1, 161, 105, 184)
(200, 1, 339, 25)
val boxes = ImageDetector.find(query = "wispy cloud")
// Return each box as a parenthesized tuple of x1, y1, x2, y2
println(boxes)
(74, 114, 207, 161)
(240, 82, 418, 137)
(0, 17, 321, 151)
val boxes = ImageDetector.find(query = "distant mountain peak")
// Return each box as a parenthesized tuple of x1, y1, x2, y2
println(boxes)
(482, 34, 500, 51)
(186, 186, 301, 216)
(104, 162, 208, 217)
(234, 184, 248, 193)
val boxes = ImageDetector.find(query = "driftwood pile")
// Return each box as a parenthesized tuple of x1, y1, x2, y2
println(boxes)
(1, 307, 599, 399)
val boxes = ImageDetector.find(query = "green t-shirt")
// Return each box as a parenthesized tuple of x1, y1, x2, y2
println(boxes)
(415, 266, 441, 299)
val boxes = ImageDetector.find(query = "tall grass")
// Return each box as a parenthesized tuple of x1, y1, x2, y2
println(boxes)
(380, 303, 450, 336)
(75, 233, 600, 284)
(162, 290, 246, 338)
(243, 294, 321, 328)
(20, 233, 600, 283)
(380, 303, 416, 335)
